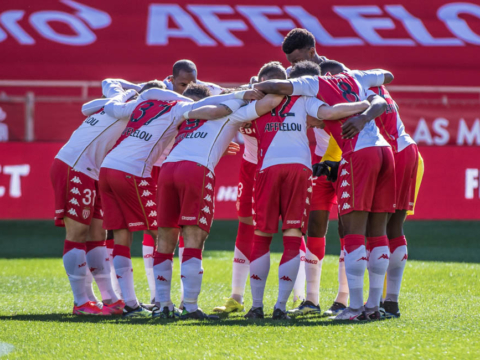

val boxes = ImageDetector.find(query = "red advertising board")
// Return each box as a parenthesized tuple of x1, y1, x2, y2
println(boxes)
(0, 143, 479, 221)
(1, 0, 480, 86)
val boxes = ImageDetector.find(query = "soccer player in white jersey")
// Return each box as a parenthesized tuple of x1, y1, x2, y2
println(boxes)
(50, 80, 142, 315)
(96, 86, 263, 317)
(254, 61, 397, 321)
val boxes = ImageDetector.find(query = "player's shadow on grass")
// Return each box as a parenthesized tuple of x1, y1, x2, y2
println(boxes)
(0, 314, 374, 327)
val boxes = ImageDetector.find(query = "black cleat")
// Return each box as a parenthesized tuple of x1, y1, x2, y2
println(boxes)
(383, 301, 401, 318)
(322, 301, 347, 317)
(152, 306, 175, 319)
(244, 307, 264, 319)
(272, 308, 291, 320)
(180, 308, 219, 320)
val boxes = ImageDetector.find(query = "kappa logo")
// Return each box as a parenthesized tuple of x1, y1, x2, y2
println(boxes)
(340, 169, 350, 176)
(286, 220, 300, 224)
(339, 257, 345, 263)
(70, 187, 81, 195)
(378, 254, 390, 260)
(138, 180, 149, 187)
(204, 194, 212, 202)
(201, 206, 211, 214)
(69, 198, 80, 206)
(145, 200, 156, 207)
(341, 192, 350, 199)
(78, 262, 86, 268)
(199, 217, 208, 225)
(67, 208, 78, 217)
(55, 209, 64, 214)
(342, 203, 351, 210)
(116, 275, 122, 279)
(303, 209, 307, 216)
(141, 190, 153, 197)
(199, 270, 203, 274)
(182, 216, 196, 221)
(234, 258, 246, 264)
(151, 220, 158, 227)
(181, 275, 186, 279)
(307, 186, 312, 193)
(157, 275, 167, 282)
(128, 222, 144, 227)
(148, 210, 157, 218)
(306, 197, 310, 205)
(250, 274, 261, 280)
(205, 183, 213, 191)
(340, 180, 350, 188)
(357, 257, 368, 261)
(89, 267, 97, 273)
(402, 254, 408, 261)
(280, 275, 293, 282)
(340, 159, 348, 165)
(70, 176, 82, 184)
(206, 172, 214, 179)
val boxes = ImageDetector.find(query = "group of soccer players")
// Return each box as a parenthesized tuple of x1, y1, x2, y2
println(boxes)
(51, 28, 422, 321)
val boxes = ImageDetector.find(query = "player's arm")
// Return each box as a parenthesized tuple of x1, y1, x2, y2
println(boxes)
(82, 89, 136, 116)
(104, 90, 140, 119)
(317, 100, 370, 120)
(184, 99, 246, 120)
(102, 79, 143, 98)
(341, 94, 388, 139)
(349, 69, 394, 88)
(253, 80, 294, 95)
(190, 89, 264, 109)
(141, 88, 193, 102)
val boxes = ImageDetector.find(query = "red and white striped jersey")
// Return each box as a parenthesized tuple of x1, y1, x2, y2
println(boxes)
(239, 126, 258, 164)
(367, 86, 415, 153)
(253, 95, 326, 171)
(290, 71, 389, 155)
(164, 101, 259, 173)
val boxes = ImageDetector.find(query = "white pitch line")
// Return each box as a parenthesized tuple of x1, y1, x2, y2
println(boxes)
(0, 343, 14, 357)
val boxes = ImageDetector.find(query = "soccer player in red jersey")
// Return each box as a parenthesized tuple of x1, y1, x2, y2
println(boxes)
(320, 60, 420, 318)
(51, 80, 144, 315)
(254, 61, 397, 320)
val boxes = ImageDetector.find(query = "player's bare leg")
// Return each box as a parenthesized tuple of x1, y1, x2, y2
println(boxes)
(384, 209, 408, 318)
(152, 227, 179, 319)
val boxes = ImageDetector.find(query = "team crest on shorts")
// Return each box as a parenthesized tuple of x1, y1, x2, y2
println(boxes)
(82, 207, 91, 220)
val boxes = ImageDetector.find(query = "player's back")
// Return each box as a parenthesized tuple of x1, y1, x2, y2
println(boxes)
(239, 125, 258, 164)
(369, 86, 415, 153)
(56, 107, 126, 180)
(101, 99, 189, 178)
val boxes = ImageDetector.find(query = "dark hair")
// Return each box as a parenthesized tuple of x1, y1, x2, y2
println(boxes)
(289, 60, 321, 78)
(172, 59, 197, 77)
(139, 80, 166, 93)
(282, 28, 315, 55)
(257, 61, 287, 81)
(320, 60, 346, 76)
(183, 83, 211, 100)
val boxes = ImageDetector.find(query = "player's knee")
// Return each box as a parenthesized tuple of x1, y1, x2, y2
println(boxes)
(283, 228, 302, 237)
(65, 218, 89, 242)
(158, 227, 179, 253)
(182, 226, 207, 249)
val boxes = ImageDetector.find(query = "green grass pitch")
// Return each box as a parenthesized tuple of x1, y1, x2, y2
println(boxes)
(0, 220, 479, 359)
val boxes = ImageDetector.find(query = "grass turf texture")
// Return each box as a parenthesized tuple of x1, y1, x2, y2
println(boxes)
(0, 220, 479, 359)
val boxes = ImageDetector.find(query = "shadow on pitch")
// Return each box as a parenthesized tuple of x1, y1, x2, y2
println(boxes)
(0, 314, 375, 327)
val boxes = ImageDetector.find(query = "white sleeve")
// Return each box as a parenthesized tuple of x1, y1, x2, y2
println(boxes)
(191, 93, 237, 109)
(173, 102, 194, 125)
(366, 89, 376, 98)
(81, 99, 109, 116)
(140, 88, 193, 103)
(104, 93, 139, 120)
(290, 76, 320, 97)
(221, 99, 247, 114)
(348, 70, 385, 89)
(229, 102, 259, 124)
(197, 79, 224, 95)
(102, 79, 142, 98)
(304, 96, 327, 119)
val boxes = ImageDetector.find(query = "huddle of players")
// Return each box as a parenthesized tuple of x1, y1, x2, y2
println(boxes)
(51, 28, 421, 321)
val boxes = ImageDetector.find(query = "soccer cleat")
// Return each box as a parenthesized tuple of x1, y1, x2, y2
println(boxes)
(272, 308, 291, 320)
(291, 299, 303, 310)
(213, 297, 245, 313)
(141, 303, 156, 311)
(244, 307, 264, 319)
(122, 304, 152, 318)
(360, 310, 382, 321)
(383, 301, 401, 318)
(332, 307, 364, 321)
(73, 301, 104, 315)
(152, 306, 175, 319)
(323, 301, 347, 317)
(102, 300, 125, 315)
(180, 308, 220, 320)
(287, 300, 322, 317)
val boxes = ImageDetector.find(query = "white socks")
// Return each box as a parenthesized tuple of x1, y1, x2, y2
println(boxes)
(344, 235, 367, 310)
(231, 222, 254, 302)
(142, 233, 156, 303)
(365, 236, 390, 309)
(63, 240, 89, 306)
(181, 248, 203, 313)
(113, 245, 138, 308)
(153, 251, 174, 310)
(275, 236, 302, 312)
(335, 238, 349, 305)
(292, 237, 306, 303)
(86, 240, 118, 303)
(386, 236, 408, 302)
(305, 236, 325, 305)
(249, 235, 272, 308)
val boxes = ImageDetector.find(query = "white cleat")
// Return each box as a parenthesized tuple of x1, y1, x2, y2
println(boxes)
(331, 306, 365, 321)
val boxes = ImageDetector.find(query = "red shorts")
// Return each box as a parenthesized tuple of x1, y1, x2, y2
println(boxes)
(395, 144, 419, 211)
(311, 175, 337, 212)
(157, 161, 215, 233)
(151, 166, 161, 184)
(236, 158, 256, 217)
(336, 146, 396, 216)
(98, 167, 157, 231)
(254, 164, 312, 234)
(50, 158, 102, 227)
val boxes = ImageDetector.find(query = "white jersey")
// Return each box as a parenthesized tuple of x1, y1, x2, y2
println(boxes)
(238, 126, 258, 164)
(163, 76, 224, 95)
(55, 83, 136, 180)
(290, 71, 390, 153)
(164, 101, 259, 173)
(100, 89, 194, 178)
(313, 128, 330, 157)
(254, 95, 326, 171)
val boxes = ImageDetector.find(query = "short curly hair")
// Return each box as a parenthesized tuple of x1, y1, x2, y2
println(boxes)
(183, 83, 211, 100)
(139, 80, 166, 93)
(289, 60, 321, 79)
(320, 60, 346, 76)
(282, 28, 315, 55)
(257, 61, 287, 81)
